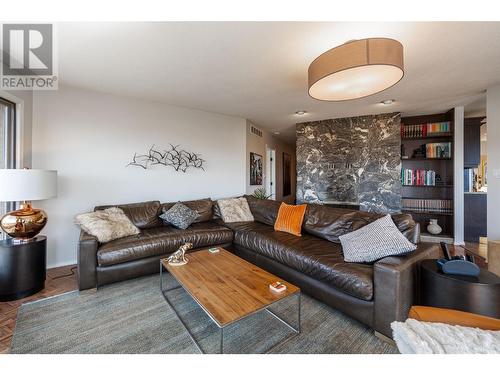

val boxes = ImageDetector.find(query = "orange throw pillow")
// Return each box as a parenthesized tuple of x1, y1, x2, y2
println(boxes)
(274, 202, 307, 236)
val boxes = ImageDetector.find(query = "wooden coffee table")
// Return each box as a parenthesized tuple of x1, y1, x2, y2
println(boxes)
(160, 248, 301, 353)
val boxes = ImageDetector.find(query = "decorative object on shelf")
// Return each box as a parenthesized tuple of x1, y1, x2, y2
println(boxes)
(127, 144, 205, 172)
(411, 145, 426, 159)
(249, 152, 263, 185)
(308, 38, 404, 101)
(167, 242, 192, 266)
(252, 187, 271, 200)
(0, 169, 57, 240)
(427, 219, 442, 235)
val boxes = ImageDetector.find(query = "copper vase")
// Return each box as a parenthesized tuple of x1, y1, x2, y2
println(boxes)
(0, 201, 48, 240)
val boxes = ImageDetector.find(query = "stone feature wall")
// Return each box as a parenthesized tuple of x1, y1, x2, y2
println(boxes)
(296, 112, 401, 213)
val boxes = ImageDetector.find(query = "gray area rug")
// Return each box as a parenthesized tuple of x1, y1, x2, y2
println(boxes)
(11, 274, 397, 354)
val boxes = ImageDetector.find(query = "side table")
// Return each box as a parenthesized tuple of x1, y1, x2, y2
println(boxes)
(0, 236, 46, 301)
(418, 259, 500, 319)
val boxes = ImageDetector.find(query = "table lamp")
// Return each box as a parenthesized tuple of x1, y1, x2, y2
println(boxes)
(0, 169, 57, 240)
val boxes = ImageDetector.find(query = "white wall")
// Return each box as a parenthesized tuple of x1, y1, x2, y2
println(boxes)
(32, 85, 247, 267)
(487, 85, 500, 240)
(246, 121, 296, 204)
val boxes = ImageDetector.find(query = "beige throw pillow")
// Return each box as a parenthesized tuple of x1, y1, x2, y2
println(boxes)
(75, 207, 140, 243)
(217, 197, 254, 223)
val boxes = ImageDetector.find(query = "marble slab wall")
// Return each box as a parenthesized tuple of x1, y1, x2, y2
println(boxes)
(296, 112, 401, 213)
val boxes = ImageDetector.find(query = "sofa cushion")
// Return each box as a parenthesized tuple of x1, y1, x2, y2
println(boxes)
(340, 214, 417, 263)
(245, 195, 282, 226)
(274, 202, 307, 236)
(95, 201, 161, 229)
(303, 204, 419, 244)
(97, 221, 233, 266)
(217, 197, 254, 223)
(228, 221, 374, 301)
(303, 205, 377, 243)
(75, 207, 140, 243)
(160, 202, 199, 229)
(161, 198, 213, 223)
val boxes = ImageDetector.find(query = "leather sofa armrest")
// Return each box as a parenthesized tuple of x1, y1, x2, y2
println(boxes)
(373, 242, 440, 337)
(77, 230, 99, 290)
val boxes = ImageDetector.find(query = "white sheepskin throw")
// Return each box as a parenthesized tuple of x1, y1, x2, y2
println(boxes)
(391, 318, 500, 354)
(75, 207, 140, 243)
(217, 197, 254, 223)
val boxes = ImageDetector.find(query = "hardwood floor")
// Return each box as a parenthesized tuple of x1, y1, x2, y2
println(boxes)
(0, 264, 77, 354)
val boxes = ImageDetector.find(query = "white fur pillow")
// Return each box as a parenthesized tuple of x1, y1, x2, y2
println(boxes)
(217, 197, 254, 223)
(75, 207, 140, 243)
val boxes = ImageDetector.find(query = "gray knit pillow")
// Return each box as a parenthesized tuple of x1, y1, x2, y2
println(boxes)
(339, 214, 417, 263)
(160, 202, 199, 229)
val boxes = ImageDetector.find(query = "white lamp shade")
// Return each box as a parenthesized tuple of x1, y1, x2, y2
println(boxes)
(0, 169, 57, 202)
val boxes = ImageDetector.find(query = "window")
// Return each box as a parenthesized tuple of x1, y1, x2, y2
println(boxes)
(0, 97, 17, 238)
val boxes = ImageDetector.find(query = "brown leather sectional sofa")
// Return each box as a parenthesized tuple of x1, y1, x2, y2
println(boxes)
(77, 196, 440, 338)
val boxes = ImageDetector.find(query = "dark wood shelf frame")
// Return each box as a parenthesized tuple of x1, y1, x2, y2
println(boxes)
(401, 111, 455, 238)
(402, 133, 452, 141)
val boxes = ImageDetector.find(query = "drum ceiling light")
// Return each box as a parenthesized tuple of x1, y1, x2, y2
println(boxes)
(308, 38, 404, 101)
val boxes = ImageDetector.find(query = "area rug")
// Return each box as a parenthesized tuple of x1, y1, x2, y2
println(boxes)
(11, 274, 397, 354)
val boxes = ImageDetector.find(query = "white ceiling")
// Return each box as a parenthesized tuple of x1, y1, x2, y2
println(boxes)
(57, 22, 500, 143)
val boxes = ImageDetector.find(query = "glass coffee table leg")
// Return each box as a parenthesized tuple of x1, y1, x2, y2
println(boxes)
(220, 326, 224, 354)
(297, 292, 301, 333)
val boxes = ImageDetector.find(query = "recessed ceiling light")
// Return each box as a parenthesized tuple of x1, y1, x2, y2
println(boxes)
(274, 131, 280, 135)
(295, 110, 307, 115)
(381, 99, 395, 105)
(308, 38, 404, 101)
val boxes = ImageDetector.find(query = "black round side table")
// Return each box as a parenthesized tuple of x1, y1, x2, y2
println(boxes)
(0, 236, 46, 301)
(418, 259, 500, 319)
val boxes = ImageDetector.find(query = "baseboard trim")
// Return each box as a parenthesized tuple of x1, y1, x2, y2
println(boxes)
(47, 261, 76, 270)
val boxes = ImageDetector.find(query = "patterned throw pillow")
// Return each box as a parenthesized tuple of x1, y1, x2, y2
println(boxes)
(217, 197, 254, 223)
(160, 202, 199, 229)
(339, 214, 417, 263)
(75, 207, 140, 243)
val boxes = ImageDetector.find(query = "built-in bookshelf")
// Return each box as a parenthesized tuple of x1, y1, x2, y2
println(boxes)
(401, 111, 454, 239)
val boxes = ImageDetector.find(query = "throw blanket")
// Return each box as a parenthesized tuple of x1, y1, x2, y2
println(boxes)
(391, 319, 500, 354)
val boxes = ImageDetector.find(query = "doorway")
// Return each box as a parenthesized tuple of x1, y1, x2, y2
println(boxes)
(266, 146, 276, 200)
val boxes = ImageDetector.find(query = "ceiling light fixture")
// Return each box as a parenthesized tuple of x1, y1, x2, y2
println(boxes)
(381, 99, 395, 105)
(274, 131, 281, 135)
(295, 110, 307, 115)
(308, 38, 404, 101)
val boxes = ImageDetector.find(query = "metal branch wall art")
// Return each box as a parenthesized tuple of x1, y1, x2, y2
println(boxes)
(127, 144, 205, 172)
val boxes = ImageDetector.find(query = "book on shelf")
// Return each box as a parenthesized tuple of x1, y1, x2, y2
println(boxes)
(402, 198, 453, 213)
(425, 142, 451, 158)
(401, 169, 436, 186)
(401, 121, 450, 139)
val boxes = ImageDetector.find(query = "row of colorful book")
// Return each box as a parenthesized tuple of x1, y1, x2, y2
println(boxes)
(401, 121, 451, 138)
(402, 169, 436, 186)
(402, 199, 453, 213)
(425, 142, 452, 158)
